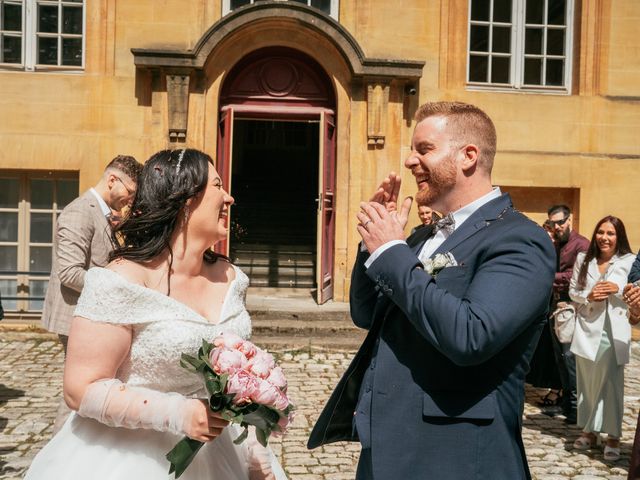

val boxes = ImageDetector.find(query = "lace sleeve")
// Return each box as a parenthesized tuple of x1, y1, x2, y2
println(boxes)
(73, 268, 149, 325)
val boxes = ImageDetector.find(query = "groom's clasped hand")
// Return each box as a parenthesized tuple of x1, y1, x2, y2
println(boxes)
(357, 172, 413, 253)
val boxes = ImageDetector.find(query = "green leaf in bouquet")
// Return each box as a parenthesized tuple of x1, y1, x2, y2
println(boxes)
(255, 427, 269, 448)
(179, 353, 205, 372)
(166, 437, 204, 478)
(219, 373, 228, 391)
(201, 339, 213, 358)
(199, 353, 214, 371)
(241, 405, 281, 435)
(203, 371, 223, 396)
(232, 425, 249, 445)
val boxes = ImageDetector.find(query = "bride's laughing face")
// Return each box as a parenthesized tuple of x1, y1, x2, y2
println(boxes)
(187, 163, 234, 244)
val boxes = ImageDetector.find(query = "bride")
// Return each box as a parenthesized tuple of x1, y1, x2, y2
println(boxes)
(25, 149, 286, 480)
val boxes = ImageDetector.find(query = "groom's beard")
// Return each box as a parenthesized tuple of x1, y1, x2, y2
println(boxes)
(415, 156, 457, 207)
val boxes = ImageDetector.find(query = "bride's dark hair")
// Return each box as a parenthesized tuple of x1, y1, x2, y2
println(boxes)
(109, 148, 227, 267)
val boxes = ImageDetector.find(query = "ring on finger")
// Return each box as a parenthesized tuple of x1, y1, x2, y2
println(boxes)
(363, 220, 372, 228)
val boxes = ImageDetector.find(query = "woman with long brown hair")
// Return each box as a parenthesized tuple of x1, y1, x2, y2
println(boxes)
(569, 215, 635, 461)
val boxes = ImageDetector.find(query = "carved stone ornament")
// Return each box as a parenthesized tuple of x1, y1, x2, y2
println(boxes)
(367, 82, 390, 146)
(166, 73, 190, 141)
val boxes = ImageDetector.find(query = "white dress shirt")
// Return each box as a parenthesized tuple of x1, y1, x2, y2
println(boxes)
(90, 188, 112, 217)
(365, 188, 502, 269)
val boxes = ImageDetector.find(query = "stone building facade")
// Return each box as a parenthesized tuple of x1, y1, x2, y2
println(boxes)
(0, 0, 638, 316)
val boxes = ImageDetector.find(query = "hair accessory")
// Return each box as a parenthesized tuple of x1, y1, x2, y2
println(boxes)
(175, 149, 186, 175)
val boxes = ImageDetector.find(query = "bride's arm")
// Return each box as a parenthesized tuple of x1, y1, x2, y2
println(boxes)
(63, 317, 228, 441)
(63, 316, 131, 410)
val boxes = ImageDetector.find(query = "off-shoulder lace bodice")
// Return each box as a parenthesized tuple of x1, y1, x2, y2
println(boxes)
(74, 266, 251, 396)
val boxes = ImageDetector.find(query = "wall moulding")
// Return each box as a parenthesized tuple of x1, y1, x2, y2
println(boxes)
(367, 82, 390, 146)
(165, 73, 191, 142)
(130, 2, 424, 141)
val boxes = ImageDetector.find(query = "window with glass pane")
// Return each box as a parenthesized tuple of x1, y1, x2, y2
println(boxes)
(1, 0, 84, 70)
(0, 176, 20, 313)
(36, 0, 83, 67)
(224, 0, 337, 19)
(0, 172, 78, 315)
(0, 0, 23, 64)
(468, 0, 513, 85)
(468, 0, 573, 92)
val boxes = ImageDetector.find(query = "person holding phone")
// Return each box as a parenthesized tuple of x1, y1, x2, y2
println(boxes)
(568, 216, 635, 461)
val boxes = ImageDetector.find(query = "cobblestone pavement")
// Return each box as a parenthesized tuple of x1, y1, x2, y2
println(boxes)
(1, 332, 640, 480)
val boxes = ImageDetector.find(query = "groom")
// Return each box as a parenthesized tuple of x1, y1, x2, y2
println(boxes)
(308, 101, 555, 479)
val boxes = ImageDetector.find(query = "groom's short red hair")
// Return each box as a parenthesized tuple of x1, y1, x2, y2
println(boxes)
(414, 101, 497, 174)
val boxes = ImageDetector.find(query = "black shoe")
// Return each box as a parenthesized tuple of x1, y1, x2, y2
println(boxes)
(537, 390, 563, 407)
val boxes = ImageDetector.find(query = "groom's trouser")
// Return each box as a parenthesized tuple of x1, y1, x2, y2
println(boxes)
(356, 448, 373, 479)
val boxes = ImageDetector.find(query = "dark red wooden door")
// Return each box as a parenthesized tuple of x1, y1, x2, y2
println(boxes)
(317, 111, 336, 304)
(218, 47, 337, 302)
(215, 106, 234, 256)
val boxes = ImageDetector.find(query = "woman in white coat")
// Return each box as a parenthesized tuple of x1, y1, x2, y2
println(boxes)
(569, 215, 635, 461)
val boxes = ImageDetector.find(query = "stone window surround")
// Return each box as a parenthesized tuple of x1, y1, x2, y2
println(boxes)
(466, 0, 576, 94)
(0, 0, 85, 71)
(223, 0, 339, 20)
(0, 171, 79, 315)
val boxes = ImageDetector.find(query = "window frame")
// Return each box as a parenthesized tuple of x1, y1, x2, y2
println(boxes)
(0, 171, 79, 315)
(222, 0, 339, 20)
(466, 0, 575, 95)
(0, 0, 86, 72)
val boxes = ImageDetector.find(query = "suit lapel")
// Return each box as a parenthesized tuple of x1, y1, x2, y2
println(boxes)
(433, 193, 513, 257)
(83, 190, 110, 230)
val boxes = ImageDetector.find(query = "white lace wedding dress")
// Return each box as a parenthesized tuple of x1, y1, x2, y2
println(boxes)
(25, 266, 287, 480)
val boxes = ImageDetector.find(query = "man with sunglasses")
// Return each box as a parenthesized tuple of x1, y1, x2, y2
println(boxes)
(41, 154, 142, 431)
(547, 204, 589, 424)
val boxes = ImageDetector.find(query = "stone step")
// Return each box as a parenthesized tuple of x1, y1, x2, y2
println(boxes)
(251, 318, 359, 336)
(237, 264, 314, 275)
(232, 255, 315, 267)
(232, 243, 315, 252)
(251, 334, 363, 350)
(248, 278, 315, 288)
(251, 318, 364, 349)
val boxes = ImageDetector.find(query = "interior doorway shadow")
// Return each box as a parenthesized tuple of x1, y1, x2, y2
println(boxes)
(0, 384, 26, 475)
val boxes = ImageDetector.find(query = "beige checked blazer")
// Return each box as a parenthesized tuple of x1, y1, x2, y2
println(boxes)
(41, 191, 113, 335)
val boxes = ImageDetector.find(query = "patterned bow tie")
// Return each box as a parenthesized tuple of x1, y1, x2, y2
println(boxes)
(433, 213, 455, 235)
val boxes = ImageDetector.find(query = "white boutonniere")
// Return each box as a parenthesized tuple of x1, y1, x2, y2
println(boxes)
(422, 252, 458, 277)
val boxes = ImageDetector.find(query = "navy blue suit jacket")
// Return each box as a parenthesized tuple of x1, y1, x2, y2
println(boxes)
(308, 194, 555, 479)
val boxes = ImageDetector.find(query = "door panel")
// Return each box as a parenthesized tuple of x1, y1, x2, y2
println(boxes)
(216, 107, 234, 256)
(316, 111, 336, 304)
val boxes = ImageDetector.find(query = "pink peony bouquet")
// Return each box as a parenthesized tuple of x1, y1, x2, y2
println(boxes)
(166, 332, 294, 478)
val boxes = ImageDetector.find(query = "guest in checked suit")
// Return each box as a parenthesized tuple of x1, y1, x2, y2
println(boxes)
(308, 102, 556, 479)
(42, 155, 141, 430)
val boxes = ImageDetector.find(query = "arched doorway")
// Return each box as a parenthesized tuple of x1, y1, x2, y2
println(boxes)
(217, 47, 336, 303)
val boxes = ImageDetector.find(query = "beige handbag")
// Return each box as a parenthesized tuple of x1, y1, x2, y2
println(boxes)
(552, 302, 577, 344)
